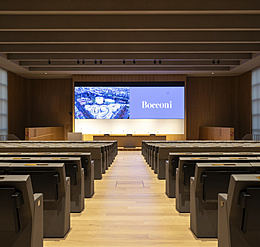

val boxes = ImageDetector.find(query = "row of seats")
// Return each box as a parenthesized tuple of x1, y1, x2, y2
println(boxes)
(142, 140, 260, 179)
(190, 162, 259, 238)
(171, 155, 259, 212)
(0, 140, 118, 247)
(0, 154, 94, 210)
(142, 141, 260, 247)
(0, 140, 118, 180)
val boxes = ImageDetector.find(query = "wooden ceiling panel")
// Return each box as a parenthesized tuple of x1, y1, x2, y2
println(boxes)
(0, 2, 259, 77)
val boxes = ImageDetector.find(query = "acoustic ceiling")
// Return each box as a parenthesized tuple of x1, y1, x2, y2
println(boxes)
(0, 0, 260, 78)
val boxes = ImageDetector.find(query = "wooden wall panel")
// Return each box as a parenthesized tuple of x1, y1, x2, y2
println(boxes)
(8, 72, 251, 141)
(186, 76, 235, 140)
(8, 72, 28, 139)
(26, 79, 73, 138)
(73, 74, 186, 82)
(186, 73, 252, 140)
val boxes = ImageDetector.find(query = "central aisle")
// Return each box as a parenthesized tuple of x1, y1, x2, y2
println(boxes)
(44, 151, 217, 247)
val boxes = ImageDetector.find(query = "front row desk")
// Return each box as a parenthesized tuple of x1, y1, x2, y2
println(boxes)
(0, 141, 117, 247)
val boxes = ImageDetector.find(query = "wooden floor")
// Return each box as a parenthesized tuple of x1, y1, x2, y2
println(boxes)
(44, 151, 218, 247)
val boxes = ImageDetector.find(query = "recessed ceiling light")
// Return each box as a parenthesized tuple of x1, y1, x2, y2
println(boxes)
(212, 72, 215, 75)
(45, 73, 48, 75)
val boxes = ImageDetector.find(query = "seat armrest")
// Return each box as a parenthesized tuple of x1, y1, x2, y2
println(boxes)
(65, 177, 70, 197)
(65, 177, 71, 232)
(32, 193, 43, 247)
(190, 177, 196, 231)
(218, 193, 229, 247)
(219, 193, 227, 202)
(34, 193, 43, 202)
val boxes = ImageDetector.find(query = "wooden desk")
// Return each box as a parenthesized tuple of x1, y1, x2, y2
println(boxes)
(93, 134, 166, 147)
(199, 127, 234, 140)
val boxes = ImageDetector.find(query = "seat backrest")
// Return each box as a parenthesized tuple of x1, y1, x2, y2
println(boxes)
(201, 169, 252, 202)
(239, 187, 260, 233)
(0, 175, 33, 247)
(11, 170, 59, 202)
(227, 175, 260, 247)
(40, 157, 81, 186)
(9, 164, 64, 202)
(194, 163, 252, 202)
(0, 187, 24, 233)
(180, 157, 220, 188)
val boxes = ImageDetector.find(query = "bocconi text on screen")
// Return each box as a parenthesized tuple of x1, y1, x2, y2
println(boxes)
(142, 101, 173, 109)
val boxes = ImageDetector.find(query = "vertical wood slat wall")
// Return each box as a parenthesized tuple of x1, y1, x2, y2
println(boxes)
(186, 72, 252, 139)
(27, 78, 73, 139)
(8, 72, 251, 140)
(8, 72, 73, 139)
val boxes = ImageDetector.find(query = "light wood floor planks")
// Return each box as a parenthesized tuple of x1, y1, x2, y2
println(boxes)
(44, 151, 218, 247)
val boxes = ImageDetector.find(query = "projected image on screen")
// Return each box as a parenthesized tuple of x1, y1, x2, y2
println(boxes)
(75, 87, 130, 119)
(75, 85, 184, 120)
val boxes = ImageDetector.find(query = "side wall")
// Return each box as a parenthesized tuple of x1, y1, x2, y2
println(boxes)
(186, 72, 252, 139)
(26, 78, 73, 138)
(8, 73, 73, 139)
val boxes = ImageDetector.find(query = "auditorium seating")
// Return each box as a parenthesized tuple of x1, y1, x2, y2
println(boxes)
(41, 157, 84, 212)
(0, 140, 118, 180)
(176, 156, 258, 213)
(47, 152, 95, 198)
(0, 174, 43, 247)
(0, 152, 95, 198)
(218, 174, 260, 247)
(0, 162, 70, 238)
(166, 152, 260, 199)
(142, 140, 260, 179)
(190, 162, 254, 238)
(0, 140, 118, 241)
(166, 152, 222, 198)
(1, 156, 84, 213)
(142, 141, 260, 242)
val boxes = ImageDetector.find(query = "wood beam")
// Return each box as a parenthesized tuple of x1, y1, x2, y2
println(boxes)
(19, 60, 240, 67)
(8, 53, 252, 60)
(0, 31, 260, 43)
(0, 0, 259, 12)
(0, 15, 259, 30)
(1, 43, 259, 53)
(29, 66, 230, 72)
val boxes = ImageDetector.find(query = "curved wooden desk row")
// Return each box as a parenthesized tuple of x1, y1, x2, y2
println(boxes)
(93, 134, 166, 147)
